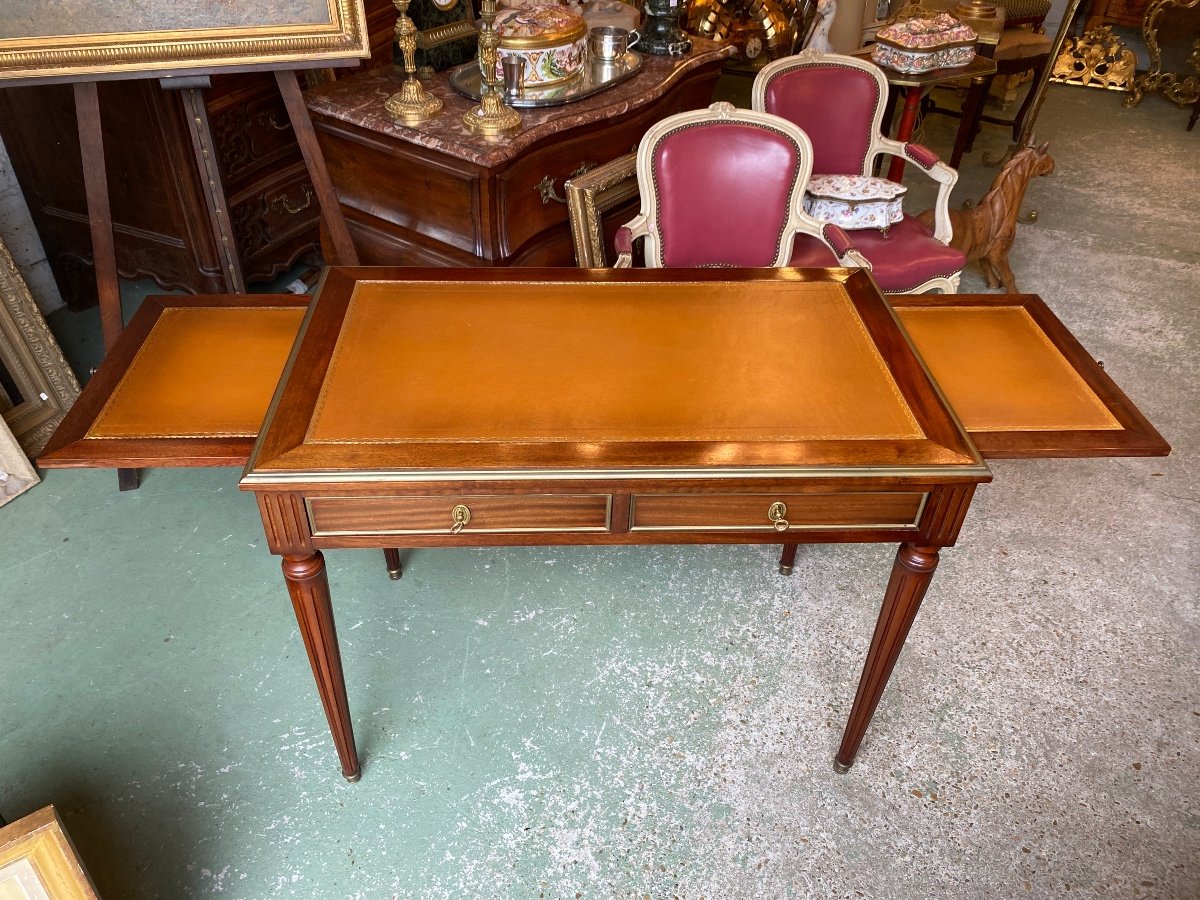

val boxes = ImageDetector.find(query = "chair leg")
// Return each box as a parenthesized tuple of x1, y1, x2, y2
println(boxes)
(383, 548, 403, 580)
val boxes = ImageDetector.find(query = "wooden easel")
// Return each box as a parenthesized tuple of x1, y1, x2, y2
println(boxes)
(72, 69, 360, 491)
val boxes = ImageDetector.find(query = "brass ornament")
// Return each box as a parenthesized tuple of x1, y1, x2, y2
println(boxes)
(687, 0, 803, 60)
(1124, 0, 1200, 108)
(385, 0, 444, 123)
(1050, 26, 1136, 92)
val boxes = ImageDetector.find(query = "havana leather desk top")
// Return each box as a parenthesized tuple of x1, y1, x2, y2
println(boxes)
(40, 268, 1168, 782)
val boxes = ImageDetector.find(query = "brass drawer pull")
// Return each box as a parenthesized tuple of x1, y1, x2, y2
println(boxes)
(767, 501, 789, 532)
(269, 183, 315, 216)
(256, 110, 292, 132)
(536, 162, 595, 204)
(450, 503, 472, 534)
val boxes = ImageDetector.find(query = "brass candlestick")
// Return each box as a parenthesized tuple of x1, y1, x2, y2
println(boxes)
(463, 0, 521, 135)
(386, 0, 443, 122)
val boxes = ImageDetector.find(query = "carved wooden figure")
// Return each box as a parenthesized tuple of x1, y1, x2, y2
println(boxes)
(916, 140, 1054, 293)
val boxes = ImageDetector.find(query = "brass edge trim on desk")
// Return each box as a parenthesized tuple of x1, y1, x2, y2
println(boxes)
(243, 463, 992, 486)
(351, 272, 856, 289)
(629, 521, 923, 533)
(312, 524, 612, 536)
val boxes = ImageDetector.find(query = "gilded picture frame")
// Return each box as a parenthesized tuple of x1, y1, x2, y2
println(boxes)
(0, 237, 81, 456)
(0, 806, 98, 896)
(0, 0, 369, 84)
(565, 152, 639, 268)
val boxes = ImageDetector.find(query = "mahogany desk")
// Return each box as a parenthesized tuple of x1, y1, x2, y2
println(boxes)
(40, 268, 1168, 783)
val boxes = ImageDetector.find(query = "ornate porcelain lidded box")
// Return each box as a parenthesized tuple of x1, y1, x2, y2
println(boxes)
(871, 13, 977, 74)
(804, 175, 907, 233)
(495, 5, 589, 86)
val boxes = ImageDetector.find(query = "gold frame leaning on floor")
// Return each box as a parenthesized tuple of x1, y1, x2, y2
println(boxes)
(565, 152, 639, 268)
(0, 237, 80, 456)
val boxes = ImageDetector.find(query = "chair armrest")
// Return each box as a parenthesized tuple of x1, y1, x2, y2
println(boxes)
(903, 142, 940, 169)
(821, 223, 857, 258)
(823, 222, 874, 274)
(872, 137, 960, 245)
(615, 213, 652, 268)
(792, 215, 873, 271)
(614, 226, 634, 268)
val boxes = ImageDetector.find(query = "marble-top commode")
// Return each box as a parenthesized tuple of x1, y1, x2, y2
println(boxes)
(303, 37, 734, 169)
(301, 39, 733, 267)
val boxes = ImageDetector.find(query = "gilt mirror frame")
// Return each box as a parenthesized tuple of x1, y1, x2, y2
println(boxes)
(0, 238, 80, 456)
(0, 0, 369, 85)
(565, 152, 639, 268)
(1124, 0, 1200, 108)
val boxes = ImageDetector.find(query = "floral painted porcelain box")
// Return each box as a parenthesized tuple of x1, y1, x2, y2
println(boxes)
(871, 13, 977, 74)
(803, 175, 907, 234)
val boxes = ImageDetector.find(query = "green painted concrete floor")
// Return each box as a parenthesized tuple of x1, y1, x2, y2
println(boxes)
(2, 81, 1198, 898)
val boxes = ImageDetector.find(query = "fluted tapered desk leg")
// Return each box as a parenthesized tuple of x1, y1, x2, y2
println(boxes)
(283, 552, 361, 782)
(778, 544, 798, 576)
(835, 542, 940, 772)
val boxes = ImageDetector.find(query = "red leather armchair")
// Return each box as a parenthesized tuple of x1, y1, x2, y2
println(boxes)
(752, 50, 966, 293)
(614, 102, 871, 272)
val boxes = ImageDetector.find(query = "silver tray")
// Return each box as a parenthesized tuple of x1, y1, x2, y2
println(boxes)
(449, 51, 643, 108)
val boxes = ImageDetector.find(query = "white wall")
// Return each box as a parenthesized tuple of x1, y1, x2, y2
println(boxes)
(0, 135, 64, 315)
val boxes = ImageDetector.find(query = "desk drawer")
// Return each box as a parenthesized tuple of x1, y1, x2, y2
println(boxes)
(629, 493, 927, 532)
(307, 494, 611, 536)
